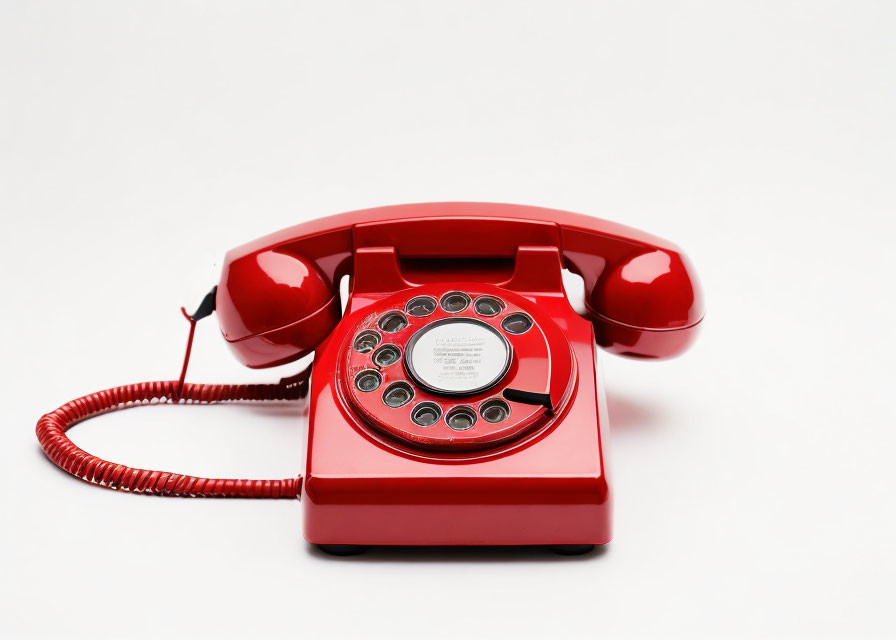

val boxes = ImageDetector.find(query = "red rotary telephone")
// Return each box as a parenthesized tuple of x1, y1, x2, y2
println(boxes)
(37, 202, 703, 554)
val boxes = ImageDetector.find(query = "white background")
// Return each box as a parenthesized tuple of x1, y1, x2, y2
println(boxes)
(2, 2, 894, 638)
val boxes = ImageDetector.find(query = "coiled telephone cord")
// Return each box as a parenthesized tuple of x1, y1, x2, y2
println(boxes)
(35, 300, 308, 499)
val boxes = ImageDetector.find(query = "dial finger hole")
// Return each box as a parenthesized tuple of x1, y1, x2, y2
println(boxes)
(382, 381, 414, 408)
(352, 330, 381, 353)
(355, 370, 382, 392)
(445, 406, 477, 431)
(480, 399, 511, 423)
(378, 312, 408, 333)
(501, 313, 533, 335)
(411, 402, 442, 427)
(372, 344, 401, 367)
(473, 296, 504, 317)
(440, 291, 471, 313)
(405, 296, 437, 317)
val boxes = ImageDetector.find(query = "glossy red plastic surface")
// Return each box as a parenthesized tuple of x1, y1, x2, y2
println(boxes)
(218, 249, 341, 367)
(303, 246, 612, 545)
(217, 202, 704, 366)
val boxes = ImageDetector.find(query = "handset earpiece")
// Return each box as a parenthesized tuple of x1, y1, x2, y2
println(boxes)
(216, 248, 342, 368)
(586, 247, 704, 359)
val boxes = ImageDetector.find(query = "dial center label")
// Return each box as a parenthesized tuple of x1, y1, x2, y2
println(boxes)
(406, 319, 511, 395)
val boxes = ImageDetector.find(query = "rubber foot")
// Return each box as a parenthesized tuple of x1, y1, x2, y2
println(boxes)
(547, 544, 596, 555)
(317, 544, 370, 556)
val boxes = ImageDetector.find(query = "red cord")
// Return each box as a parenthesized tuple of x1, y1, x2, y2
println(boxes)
(35, 308, 309, 498)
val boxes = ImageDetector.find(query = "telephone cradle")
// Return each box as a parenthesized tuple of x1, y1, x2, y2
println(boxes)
(36, 203, 704, 554)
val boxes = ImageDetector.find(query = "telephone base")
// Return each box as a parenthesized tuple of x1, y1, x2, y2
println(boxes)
(304, 287, 612, 548)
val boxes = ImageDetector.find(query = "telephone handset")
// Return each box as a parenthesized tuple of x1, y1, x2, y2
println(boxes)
(37, 203, 703, 552)
(218, 202, 702, 366)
